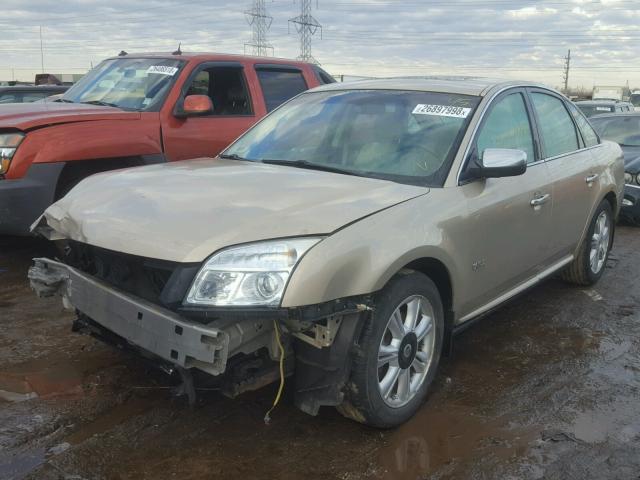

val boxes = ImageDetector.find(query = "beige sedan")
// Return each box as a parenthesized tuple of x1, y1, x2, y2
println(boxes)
(30, 78, 624, 427)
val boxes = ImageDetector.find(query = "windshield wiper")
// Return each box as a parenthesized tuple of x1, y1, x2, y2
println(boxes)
(219, 153, 247, 161)
(81, 100, 120, 108)
(54, 98, 75, 103)
(260, 159, 364, 177)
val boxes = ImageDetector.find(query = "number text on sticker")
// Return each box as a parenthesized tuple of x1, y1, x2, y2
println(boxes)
(146, 66, 179, 76)
(412, 104, 471, 118)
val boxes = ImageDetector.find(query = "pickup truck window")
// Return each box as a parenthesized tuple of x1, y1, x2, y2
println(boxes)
(62, 58, 185, 112)
(476, 93, 536, 164)
(225, 89, 479, 186)
(531, 93, 579, 158)
(257, 69, 308, 112)
(185, 67, 252, 115)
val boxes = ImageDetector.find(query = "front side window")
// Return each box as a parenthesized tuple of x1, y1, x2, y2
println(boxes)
(590, 116, 640, 147)
(630, 94, 640, 108)
(567, 102, 599, 147)
(476, 92, 535, 164)
(531, 93, 579, 158)
(256, 69, 308, 112)
(184, 67, 252, 115)
(62, 57, 185, 111)
(224, 90, 480, 186)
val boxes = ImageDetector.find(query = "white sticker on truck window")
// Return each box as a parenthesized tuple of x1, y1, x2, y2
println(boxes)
(412, 104, 471, 118)
(146, 65, 179, 76)
(596, 106, 611, 111)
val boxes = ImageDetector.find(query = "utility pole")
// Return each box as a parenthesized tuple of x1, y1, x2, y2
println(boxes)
(245, 0, 273, 57)
(39, 26, 45, 73)
(562, 49, 571, 93)
(289, 0, 322, 64)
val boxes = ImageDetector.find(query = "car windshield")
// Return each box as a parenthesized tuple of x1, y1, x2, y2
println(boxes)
(576, 104, 614, 117)
(61, 58, 185, 111)
(223, 90, 480, 186)
(590, 115, 640, 146)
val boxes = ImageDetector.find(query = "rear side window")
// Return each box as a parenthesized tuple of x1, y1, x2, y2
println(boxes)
(567, 103, 599, 147)
(531, 93, 579, 158)
(476, 92, 536, 164)
(256, 69, 308, 112)
(184, 66, 252, 116)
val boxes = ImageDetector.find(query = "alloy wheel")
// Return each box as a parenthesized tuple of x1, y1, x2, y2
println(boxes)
(377, 295, 436, 408)
(589, 210, 610, 274)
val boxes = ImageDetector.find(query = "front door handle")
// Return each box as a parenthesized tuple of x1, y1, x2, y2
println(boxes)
(586, 173, 599, 186)
(530, 193, 551, 209)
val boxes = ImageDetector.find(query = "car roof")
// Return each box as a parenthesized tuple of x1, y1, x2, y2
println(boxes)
(309, 76, 554, 97)
(576, 99, 630, 105)
(106, 52, 314, 67)
(590, 112, 640, 119)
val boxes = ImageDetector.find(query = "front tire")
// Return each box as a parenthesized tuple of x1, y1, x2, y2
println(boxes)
(561, 200, 613, 286)
(337, 271, 444, 428)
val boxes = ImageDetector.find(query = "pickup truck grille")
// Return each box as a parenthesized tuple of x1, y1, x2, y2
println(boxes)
(63, 241, 176, 305)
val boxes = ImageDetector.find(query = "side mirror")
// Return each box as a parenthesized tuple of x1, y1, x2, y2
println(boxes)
(467, 148, 527, 180)
(176, 94, 213, 117)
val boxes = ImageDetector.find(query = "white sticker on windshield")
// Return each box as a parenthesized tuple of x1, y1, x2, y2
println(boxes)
(146, 65, 179, 76)
(596, 106, 611, 111)
(412, 104, 471, 118)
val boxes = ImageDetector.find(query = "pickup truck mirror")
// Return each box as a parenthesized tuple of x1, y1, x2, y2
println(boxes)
(176, 95, 213, 117)
(466, 148, 527, 180)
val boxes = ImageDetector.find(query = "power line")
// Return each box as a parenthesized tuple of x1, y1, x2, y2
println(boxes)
(289, 0, 322, 64)
(244, 0, 274, 56)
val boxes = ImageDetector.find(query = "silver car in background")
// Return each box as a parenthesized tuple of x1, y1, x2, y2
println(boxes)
(30, 78, 624, 427)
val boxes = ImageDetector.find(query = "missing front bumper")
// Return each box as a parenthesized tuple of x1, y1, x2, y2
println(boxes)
(28, 258, 274, 376)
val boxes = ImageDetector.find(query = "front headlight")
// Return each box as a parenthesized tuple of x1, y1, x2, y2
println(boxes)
(625, 172, 633, 185)
(184, 237, 323, 307)
(0, 132, 25, 175)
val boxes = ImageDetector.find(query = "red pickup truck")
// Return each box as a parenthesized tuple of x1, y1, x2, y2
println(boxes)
(0, 52, 333, 235)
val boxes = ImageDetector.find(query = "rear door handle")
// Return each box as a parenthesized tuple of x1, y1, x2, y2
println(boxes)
(586, 174, 599, 186)
(530, 193, 551, 209)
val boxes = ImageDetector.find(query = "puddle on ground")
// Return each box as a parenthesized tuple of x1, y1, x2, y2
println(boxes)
(0, 447, 46, 480)
(375, 404, 536, 479)
(0, 351, 119, 402)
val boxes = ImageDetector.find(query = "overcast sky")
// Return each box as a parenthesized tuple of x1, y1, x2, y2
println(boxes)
(2, 0, 640, 89)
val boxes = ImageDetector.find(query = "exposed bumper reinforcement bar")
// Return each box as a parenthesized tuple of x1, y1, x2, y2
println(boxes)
(28, 257, 237, 376)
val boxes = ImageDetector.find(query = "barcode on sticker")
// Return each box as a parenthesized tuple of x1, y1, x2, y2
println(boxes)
(146, 65, 179, 76)
(412, 104, 471, 118)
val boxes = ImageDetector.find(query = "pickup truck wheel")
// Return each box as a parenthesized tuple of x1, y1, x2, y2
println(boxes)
(337, 271, 444, 428)
(561, 200, 613, 286)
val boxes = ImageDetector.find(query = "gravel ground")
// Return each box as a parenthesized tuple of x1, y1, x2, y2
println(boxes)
(0, 227, 639, 479)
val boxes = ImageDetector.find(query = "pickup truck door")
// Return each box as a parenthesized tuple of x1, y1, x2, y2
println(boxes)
(456, 89, 555, 320)
(160, 62, 259, 161)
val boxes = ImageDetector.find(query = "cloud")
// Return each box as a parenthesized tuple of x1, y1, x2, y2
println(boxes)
(1, 0, 639, 89)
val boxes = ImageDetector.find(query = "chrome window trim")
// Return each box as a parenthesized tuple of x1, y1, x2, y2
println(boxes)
(627, 184, 640, 190)
(541, 142, 604, 163)
(455, 84, 546, 185)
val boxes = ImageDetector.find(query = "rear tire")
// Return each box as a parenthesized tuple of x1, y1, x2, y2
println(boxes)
(336, 271, 444, 428)
(561, 200, 613, 286)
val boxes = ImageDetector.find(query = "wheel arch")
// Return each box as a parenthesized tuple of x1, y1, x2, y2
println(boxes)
(54, 154, 165, 200)
(377, 251, 456, 356)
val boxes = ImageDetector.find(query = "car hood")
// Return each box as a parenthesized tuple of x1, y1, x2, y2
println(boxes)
(0, 102, 139, 131)
(39, 158, 429, 263)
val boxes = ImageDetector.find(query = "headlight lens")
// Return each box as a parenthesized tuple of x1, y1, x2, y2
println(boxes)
(0, 132, 25, 175)
(184, 237, 322, 306)
(625, 172, 633, 184)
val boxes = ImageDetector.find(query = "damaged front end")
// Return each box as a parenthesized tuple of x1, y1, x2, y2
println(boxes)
(28, 253, 372, 415)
